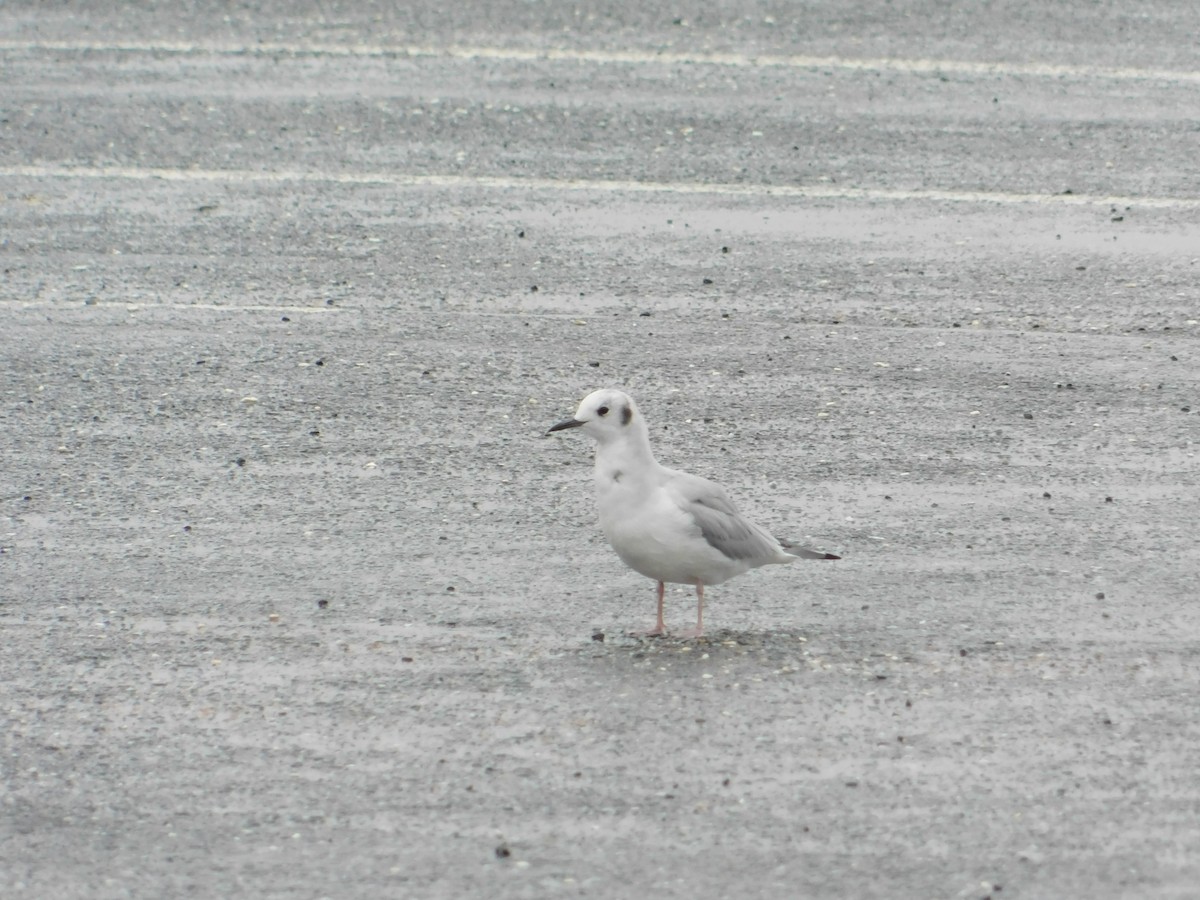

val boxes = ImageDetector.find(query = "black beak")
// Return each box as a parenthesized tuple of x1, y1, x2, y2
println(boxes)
(547, 417, 584, 434)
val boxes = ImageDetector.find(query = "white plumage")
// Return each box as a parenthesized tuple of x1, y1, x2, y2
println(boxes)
(549, 389, 839, 637)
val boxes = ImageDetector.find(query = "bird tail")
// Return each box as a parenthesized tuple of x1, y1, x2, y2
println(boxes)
(778, 538, 840, 560)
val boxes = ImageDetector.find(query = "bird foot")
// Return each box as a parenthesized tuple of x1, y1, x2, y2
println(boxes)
(628, 625, 667, 638)
(673, 627, 706, 640)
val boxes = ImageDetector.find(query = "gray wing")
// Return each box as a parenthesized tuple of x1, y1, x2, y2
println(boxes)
(666, 471, 783, 562)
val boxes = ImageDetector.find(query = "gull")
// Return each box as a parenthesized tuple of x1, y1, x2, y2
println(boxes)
(548, 388, 840, 638)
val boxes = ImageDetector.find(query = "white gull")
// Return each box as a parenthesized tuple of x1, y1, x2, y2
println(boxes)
(549, 388, 839, 638)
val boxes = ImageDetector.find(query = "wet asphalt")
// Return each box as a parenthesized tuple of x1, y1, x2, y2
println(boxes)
(2, 4, 1199, 899)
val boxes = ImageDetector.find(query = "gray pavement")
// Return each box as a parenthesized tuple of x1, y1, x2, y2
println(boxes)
(2, 3, 1199, 899)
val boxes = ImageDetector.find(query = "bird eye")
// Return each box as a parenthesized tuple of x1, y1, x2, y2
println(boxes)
(597, 406, 609, 417)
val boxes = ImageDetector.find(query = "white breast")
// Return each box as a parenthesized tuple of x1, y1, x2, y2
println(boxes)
(594, 468, 749, 586)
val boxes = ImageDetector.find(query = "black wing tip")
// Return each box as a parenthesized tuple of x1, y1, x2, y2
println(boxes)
(778, 538, 841, 560)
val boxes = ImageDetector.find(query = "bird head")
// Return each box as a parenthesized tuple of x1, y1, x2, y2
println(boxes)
(547, 389, 640, 443)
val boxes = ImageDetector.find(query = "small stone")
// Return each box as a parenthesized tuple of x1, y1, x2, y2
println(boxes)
(495, 844, 511, 859)
(1024, 412, 1033, 419)
(317, 599, 329, 609)
(1095, 592, 1105, 600)
(591, 631, 605, 642)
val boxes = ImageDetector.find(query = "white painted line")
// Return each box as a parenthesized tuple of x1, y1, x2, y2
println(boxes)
(0, 301, 336, 313)
(1, 39, 1197, 84)
(1, 164, 1197, 209)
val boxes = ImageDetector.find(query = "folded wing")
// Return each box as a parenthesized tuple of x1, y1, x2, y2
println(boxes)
(666, 471, 784, 563)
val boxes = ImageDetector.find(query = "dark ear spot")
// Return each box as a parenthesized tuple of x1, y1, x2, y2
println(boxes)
(621, 405, 632, 425)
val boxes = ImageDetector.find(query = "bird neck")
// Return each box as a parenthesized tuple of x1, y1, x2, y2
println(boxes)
(594, 422, 659, 479)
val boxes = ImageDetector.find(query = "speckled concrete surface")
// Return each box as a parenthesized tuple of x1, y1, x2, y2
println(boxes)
(2, 4, 1199, 899)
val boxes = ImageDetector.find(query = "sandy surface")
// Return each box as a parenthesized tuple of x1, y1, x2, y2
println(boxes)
(2, 3, 1199, 898)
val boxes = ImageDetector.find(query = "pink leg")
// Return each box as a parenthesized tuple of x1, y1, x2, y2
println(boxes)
(674, 581, 706, 640)
(629, 580, 667, 637)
